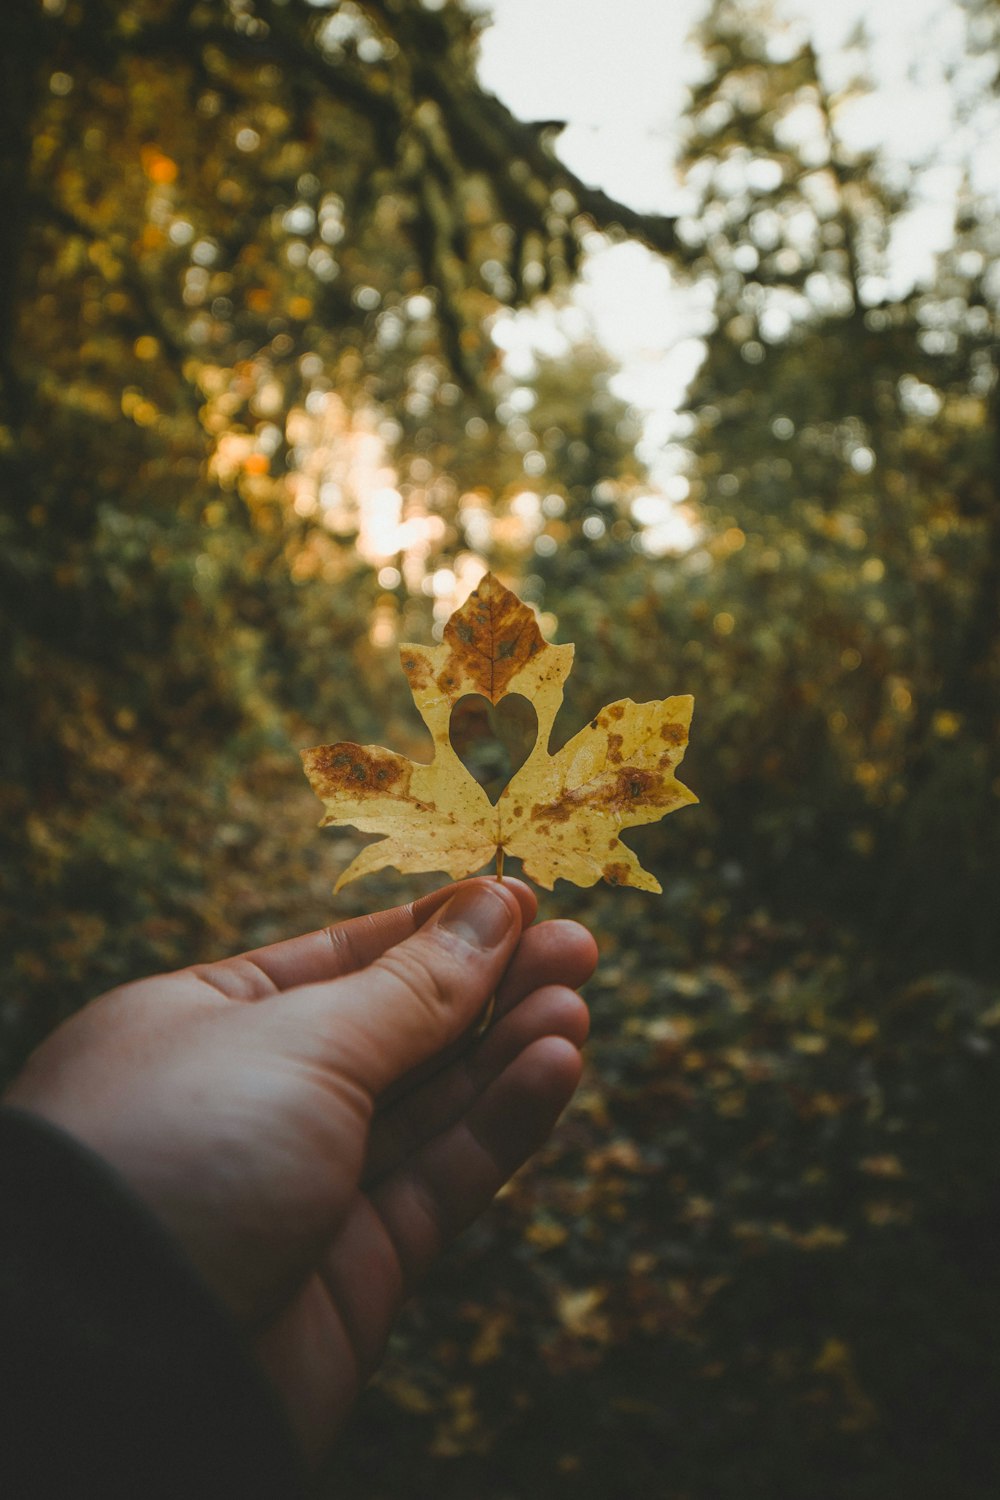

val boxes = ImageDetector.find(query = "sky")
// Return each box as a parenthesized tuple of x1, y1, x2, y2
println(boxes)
(474, 0, 988, 216)
(470, 0, 997, 484)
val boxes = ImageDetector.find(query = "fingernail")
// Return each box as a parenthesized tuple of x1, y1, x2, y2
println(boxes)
(437, 885, 514, 950)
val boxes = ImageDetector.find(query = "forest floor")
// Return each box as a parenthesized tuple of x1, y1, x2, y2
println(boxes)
(8, 755, 1000, 1499)
(208, 766, 1000, 1500)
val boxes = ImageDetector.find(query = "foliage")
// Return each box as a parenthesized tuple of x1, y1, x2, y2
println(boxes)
(0, 0, 662, 1050)
(535, 0, 1000, 974)
(661, 1, 1000, 970)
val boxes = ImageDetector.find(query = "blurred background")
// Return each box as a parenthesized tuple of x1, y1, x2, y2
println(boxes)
(2, 0, 1000, 1494)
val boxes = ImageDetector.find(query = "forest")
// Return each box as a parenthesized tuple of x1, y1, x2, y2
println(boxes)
(2, 0, 1000, 1495)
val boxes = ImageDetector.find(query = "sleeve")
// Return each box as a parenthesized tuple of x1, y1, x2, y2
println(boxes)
(0, 1106, 308, 1500)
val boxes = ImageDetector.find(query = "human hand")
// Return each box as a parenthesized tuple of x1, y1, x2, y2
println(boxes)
(4, 879, 596, 1461)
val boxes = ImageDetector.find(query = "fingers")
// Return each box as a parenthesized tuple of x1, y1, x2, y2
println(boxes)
(368, 1036, 583, 1289)
(193, 878, 537, 1000)
(272, 880, 528, 1093)
(495, 918, 598, 1020)
(365, 982, 589, 1182)
(373, 916, 598, 1112)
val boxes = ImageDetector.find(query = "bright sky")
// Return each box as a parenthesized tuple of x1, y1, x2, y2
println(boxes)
(472, 0, 997, 484)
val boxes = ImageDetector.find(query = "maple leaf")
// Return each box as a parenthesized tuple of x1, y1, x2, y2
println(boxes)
(301, 573, 697, 892)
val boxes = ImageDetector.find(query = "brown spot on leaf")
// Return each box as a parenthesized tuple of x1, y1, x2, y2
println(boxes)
(440, 573, 546, 701)
(530, 794, 575, 826)
(401, 651, 431, 692)
(607, 732, 624, 764)
(621, 768, 657, 803)
(608, 703, 625, 721)
(660, 721, 686, 745)
(302, 742, 411, 799)
(531, 765, 666, 829)
(603, 862, 631, 886)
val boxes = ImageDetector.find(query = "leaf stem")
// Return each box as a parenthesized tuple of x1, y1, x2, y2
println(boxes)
(495, 844, 504, 881)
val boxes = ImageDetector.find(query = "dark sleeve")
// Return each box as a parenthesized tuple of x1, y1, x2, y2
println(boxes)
(0, 1106, 308, 1500)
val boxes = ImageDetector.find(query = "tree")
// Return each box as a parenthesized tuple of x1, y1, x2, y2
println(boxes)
(656, 0, 1000, 967)
(0, 0, 677, 1061)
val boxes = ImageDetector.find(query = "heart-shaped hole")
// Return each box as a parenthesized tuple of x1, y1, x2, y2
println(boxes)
(449, 693, 538, 805)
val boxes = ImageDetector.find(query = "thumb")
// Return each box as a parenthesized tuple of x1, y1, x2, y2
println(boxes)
(278, 880, 524, 1094)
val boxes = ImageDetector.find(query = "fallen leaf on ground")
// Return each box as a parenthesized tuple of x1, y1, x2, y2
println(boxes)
(301, 573, 696, 891)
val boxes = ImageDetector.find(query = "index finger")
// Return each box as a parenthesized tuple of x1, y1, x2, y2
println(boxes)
(229, 877, 538, 994)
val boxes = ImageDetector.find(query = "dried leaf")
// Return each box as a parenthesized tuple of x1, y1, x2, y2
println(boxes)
(302, 573, 696, 891)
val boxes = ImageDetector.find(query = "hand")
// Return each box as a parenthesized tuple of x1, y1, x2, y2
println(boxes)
(4, 878, 597, 1462)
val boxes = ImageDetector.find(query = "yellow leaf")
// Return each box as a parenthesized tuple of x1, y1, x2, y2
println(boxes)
(140, 146, 178, 184)
(301, 573, 696, 891)
(555, 1285, 609, 1338)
